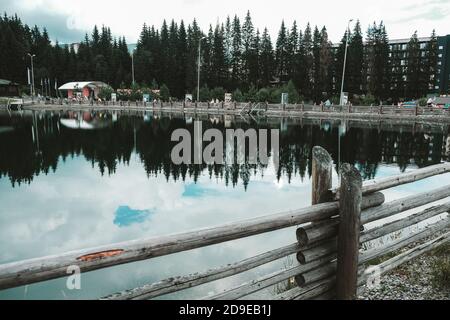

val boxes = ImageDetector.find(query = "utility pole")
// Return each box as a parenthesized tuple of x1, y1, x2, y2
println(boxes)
(28, 53, 36, 99)
(339, 19, 353, 106)
(131, 50, 135, 85)
(197, 36, 206, 102)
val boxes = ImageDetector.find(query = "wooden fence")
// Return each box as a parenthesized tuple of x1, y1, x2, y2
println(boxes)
(28, 99, 450, 118)
(0, 146, 449, 299)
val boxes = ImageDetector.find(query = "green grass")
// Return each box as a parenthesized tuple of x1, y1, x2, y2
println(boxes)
(430, 243, 450, 290)
(430, 256, 450, 290)
(367, 251, 398, 266)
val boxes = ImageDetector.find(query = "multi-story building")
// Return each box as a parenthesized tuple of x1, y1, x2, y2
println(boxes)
(333, 34, 450, 98)
(437, 35, 450, 94)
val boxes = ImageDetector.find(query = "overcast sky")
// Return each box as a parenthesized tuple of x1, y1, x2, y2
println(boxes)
(1, 0, 449, 44)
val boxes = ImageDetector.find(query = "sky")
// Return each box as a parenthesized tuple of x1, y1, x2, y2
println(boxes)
(1, 0, 450, 45)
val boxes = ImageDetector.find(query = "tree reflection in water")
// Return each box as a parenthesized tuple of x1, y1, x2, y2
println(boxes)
(0, 110, 448, 189)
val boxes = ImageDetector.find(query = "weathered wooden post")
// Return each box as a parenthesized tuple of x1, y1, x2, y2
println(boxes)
(311, 146, 333, 205)
(336, 163, 362, 300)
(295, 146, 333, 289)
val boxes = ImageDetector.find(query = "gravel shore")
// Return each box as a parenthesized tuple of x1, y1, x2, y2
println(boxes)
(359, 233, 449, 300)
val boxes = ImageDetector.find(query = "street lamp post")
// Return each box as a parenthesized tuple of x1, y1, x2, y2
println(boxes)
(28, 53, 36, 98)
(131, 50, 135, 86)
(197, 36, 206, 102)
(339, 19, 353, 106)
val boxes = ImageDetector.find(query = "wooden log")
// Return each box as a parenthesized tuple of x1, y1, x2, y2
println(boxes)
(295, 262, 336, 286)
(311, 146, 333, 205)
(297, 192, 384, 246)
(298, 193, 446, 246)
(297, 217, 450, 281)
(361, 185, 450, 224)
(359, 163, 450, 196)
(312, 289, 336, 300)
(274, 276, 335, 300)
(289, 230, 448, 299)
(360, 231, 450, 286)
(336, 163, 362, 300)
(104, 242, 301, 300)
(0, 192, 384, 290)
(296, 219, 339, 246)
(204, 254, 335, 300)
(360, 201, 450, 243)
(296, 240, 337, 265)
(360, 217, 450, 263)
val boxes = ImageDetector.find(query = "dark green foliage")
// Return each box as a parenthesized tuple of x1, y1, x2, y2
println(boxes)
(159, 84, 170, 101)
(0, 12, 440, 102)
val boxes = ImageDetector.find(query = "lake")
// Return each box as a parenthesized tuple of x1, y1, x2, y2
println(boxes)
(0, 110, 449, 299)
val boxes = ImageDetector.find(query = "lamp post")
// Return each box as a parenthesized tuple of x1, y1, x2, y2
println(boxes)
(131, 50, 135, 86)
(338, 19, 353, 183)
(28, 53, 36, 98)
(197, 36, 206, 102)
(339, 19, 353, 106)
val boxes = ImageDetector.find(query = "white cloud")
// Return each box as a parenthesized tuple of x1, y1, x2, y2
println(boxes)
(2, 0, 449, 43)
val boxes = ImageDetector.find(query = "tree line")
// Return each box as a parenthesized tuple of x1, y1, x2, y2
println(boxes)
(0, 11, 439, 103)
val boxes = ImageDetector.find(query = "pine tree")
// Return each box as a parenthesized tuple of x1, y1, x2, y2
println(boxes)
(312, 26, 322, 101)
(241, 10, 254, 85)
(300, 23, 313, 99)
(211, 24, 227, 89)
(318, 27, 333, 98)
(230, 15, 242, 89)
(426, 30, 438, 94)
(248, 29, 260, 86)
(275, 21, 288, 83)
(286, 21, 298, 83)
(348, 21, 364, 96)
(259, 28, 274, 87)
(406, 31, 421, 99)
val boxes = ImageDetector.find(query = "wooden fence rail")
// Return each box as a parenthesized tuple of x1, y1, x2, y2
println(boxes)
(29, 99, 450, 118)
(0, 146, 448, 300)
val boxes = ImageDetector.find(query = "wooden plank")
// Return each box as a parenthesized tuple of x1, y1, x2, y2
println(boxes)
(336, 163, 362, 300)
(0, 192, 384, 290)
(103, 242, 301, 300)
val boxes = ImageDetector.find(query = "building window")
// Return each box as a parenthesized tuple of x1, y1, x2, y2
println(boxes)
(438, 53, 443, 58)
(438, 61, 442, 65)
(439, 45, 444, 50)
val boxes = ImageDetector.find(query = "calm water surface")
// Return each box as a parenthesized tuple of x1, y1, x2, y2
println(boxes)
(0, 110, 449, 299)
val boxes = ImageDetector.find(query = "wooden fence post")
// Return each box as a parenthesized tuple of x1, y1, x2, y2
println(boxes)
(336, 163, 362, 300)
(311, 146, 333, 205)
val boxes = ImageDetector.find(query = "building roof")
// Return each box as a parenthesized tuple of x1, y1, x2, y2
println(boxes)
(0, 79, 19, 86)
(58, 81, 108, 90)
